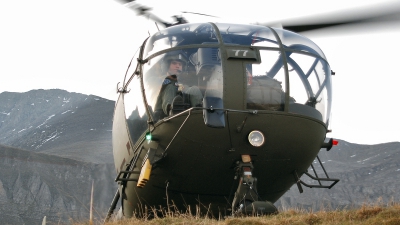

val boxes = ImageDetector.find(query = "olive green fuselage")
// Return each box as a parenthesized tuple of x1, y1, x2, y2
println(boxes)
(120, 110, 326, 217)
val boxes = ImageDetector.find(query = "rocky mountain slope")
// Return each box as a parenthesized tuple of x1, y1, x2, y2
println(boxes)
(277, 140, 400, 210)
(0, 89, 114, 163)
(0, 144, 116, 225)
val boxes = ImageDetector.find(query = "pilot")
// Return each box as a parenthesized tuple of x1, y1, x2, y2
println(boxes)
(154, 51, 202, 119)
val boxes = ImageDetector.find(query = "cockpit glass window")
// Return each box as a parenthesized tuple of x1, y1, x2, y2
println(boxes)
(144, 23, 219, 57)
(143, 47, 222, 122)
(273, 28, 326, 59)
(250, 28, 279, 48)
(246, 50, 286, 111)
(286, 50, 331, 123)
(124, 75, 149, 144)
(246, 48, 331, 123)
(215, 23, 278, 47)
(124, 47, 140, 87)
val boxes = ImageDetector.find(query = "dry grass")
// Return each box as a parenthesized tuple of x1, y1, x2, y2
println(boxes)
(74, 201, 400, 225)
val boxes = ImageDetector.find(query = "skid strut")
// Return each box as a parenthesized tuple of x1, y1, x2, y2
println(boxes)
(231, 155, 277, 216)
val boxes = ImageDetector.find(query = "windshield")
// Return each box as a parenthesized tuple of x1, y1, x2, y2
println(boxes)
(275, 28, 326, 58)
(124, 74, 149, 143)
(216, 23, 279, 47)
(143, 47, 223, 121)
(245, 47, 331, 123)
(144, 23, 219, 57)
(138, 22, 331, 125)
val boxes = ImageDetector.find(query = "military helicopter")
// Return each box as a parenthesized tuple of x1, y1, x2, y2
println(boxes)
(105, 0, 400, 221)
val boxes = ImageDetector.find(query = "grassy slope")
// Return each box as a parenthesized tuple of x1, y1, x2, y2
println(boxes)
(74, 202, 400, 225)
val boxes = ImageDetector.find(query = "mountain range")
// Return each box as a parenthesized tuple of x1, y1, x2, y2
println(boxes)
(0, 89, 399, 224)
(0, 89, 114, 164)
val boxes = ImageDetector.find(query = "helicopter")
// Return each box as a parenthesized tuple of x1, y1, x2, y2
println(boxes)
(105, 0, 400, 221)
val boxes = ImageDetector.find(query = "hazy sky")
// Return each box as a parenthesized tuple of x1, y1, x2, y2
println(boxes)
(1, 0, 399, 145)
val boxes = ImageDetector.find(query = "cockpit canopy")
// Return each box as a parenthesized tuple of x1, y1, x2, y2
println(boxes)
(124, 22, 332, 132)
(144, 23, 327, 58)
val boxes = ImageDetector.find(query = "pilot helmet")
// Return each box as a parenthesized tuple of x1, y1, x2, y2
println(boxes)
(162, 50, 189, 73)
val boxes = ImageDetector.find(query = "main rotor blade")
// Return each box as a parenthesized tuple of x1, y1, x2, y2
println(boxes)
(265, 1, 400, 33)
(284, 12, 400, 33)
(114, 0, 173, 27)
(181, 11, 219, 18)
